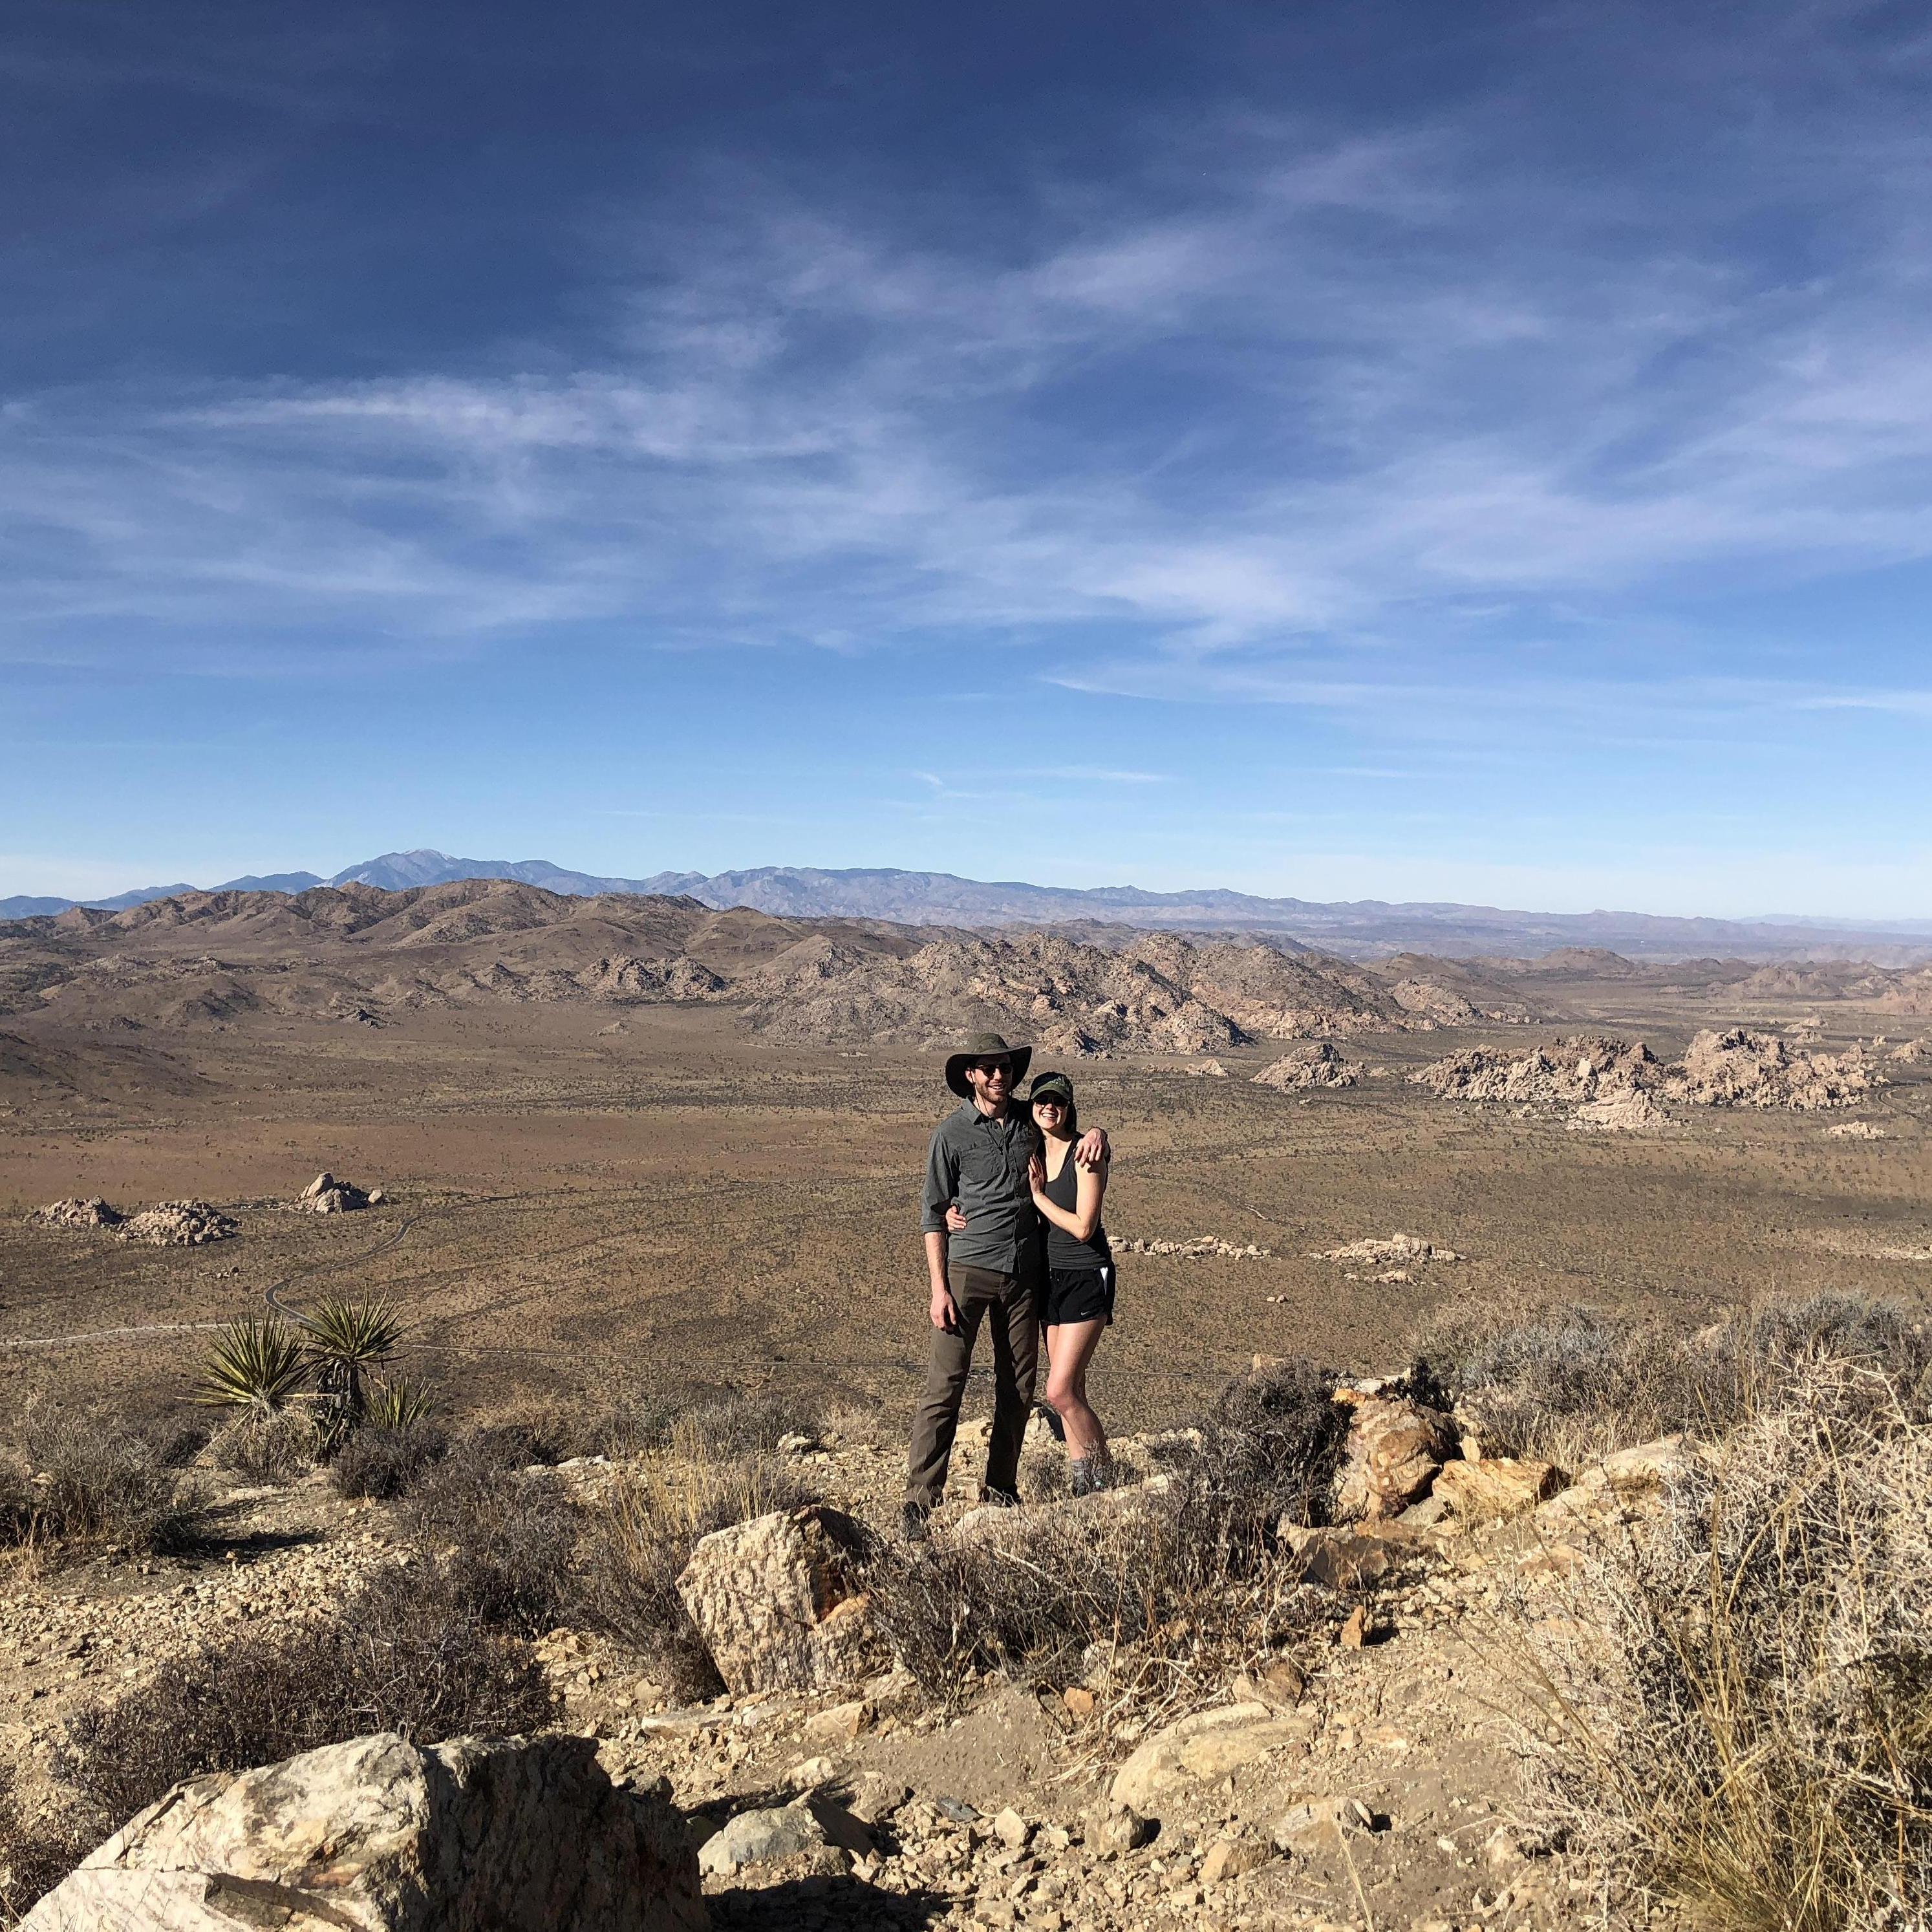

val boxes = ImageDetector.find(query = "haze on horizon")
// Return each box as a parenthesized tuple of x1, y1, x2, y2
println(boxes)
(6, 1, 1932, 921)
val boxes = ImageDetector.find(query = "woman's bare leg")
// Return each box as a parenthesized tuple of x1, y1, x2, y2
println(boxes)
(1044, 1319, 1109, 1459)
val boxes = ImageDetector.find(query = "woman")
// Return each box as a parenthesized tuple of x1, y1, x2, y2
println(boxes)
(1025, 1070, 1115, 1494)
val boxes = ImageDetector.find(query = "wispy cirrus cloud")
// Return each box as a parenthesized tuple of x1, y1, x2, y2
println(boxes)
(6, 38, 1932, 724)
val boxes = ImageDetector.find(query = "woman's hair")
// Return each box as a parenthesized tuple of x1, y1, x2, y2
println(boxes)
(1029, 1073, 1078, 1137)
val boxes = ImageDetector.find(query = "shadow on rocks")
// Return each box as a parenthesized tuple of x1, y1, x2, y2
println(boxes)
(707, 1874, 952, 1931)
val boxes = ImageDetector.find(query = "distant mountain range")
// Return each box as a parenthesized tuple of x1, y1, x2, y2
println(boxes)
(6, 848, 1931, 961)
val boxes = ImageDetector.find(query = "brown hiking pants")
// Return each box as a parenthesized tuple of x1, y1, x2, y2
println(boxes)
(905, 1263, 1040, 1510)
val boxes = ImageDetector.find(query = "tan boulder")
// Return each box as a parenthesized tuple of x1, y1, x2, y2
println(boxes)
(1432, 1455, 1561, 1523)
(1200, 1834, 1273, 1884)
(22, 1731, 702, 1932)
(1271, 1794, 1384, 1853)
(1333, 1397, 1456, 1520)
(1598, 1435, 1695, 1490)
(676, 1505, 882, 1697)
(1110, 1702, 1313, 1815)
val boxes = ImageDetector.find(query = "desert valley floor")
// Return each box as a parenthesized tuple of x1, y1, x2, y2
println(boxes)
(6, 889, 1932, 1929)
(6, 983, 1931, 1438)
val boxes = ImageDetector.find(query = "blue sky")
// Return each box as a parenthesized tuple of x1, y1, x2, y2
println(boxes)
(5, 0, 1932, 916)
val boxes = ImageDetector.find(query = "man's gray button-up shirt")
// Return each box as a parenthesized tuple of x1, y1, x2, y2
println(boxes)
(920, 1100, 1042, 1277)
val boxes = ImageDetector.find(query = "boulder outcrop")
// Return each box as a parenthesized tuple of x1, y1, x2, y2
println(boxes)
(1664, 1027, 1878, 1110)
(297, 1172, 381, 1213)
(32, 1197, 123, 1230)
(21, 1731, 703, 1932)
(117, 1201, 237, 1246)
(1251, 1043, 1364, 1091)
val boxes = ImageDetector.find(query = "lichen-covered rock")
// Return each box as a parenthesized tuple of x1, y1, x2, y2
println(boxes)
(21, 1731, 702, 1932)
(1333, 1397, 1456, 1520)
(676, 1504, 881, 1696)
(696, 1803, 826, 1875)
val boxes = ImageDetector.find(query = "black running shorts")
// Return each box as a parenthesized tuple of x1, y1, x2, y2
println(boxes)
(1044, 1263, 1115, 1327)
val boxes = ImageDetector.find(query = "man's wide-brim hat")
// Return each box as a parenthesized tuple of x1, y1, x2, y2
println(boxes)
(944, 1030, 1033, 1099)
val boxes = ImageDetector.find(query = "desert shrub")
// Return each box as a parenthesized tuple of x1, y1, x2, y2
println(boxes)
(13, 1406, 190, 1554)
(328, 1421, 447, 1501)
(0, 1459, 34, 1551)
(1186, 1355, 1351, 1547)
(58, 1572, 557, 1832)
(594, 1385, 827, 1459)
(1526, 1368, 1932, 1929)
(394, 1447, 579, 1635)
(576, 1454, 822, 1699)
(872, 1357, 1345, 1702)
(1414, 1293, 1931, 1466)
(211, 1406, 317, 1481)
(0, 1765, 97, 1926)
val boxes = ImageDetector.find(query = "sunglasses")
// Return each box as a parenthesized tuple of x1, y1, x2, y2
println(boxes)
(1031, 1095, 1068, 1110)
(970, 1058, 1014, 1075)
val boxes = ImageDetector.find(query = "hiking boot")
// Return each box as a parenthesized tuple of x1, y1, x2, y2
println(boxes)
(982, 1485, 1022, 1509)
(901, 1501, 930, 1543)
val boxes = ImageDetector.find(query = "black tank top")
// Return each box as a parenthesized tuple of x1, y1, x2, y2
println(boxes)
(1040, 1140, 1110, 1272)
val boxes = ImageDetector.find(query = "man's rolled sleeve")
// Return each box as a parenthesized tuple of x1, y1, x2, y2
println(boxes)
(920, 1129, 956, 1234)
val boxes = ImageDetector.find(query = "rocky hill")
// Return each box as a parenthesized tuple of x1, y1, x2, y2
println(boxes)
(13, 853, 1932, 962)
(0, 881, 1543, 1052)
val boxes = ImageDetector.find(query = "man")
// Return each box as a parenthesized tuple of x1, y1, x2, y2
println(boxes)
(903, 1031, 1108, 1541)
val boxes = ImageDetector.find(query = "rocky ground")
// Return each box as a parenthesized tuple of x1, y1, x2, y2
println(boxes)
(1, 1397, 1686, 1931)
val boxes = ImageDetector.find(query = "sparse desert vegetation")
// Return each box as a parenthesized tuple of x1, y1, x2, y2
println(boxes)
(5, 900, 1932, 1926)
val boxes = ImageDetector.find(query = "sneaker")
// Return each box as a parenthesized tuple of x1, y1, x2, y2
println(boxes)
(982, 1486, 1022, 1508)
(901, 1501, 930, 1543)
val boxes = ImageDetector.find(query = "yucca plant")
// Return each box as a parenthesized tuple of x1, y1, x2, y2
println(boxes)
(196, 1316, 310, 1411)
(363, 1378, 436, 1431)
(302, 1296, 404, 1440)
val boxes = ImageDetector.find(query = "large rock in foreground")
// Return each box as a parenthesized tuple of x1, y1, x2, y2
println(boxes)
(677, 1505, 881, 1696)
(23, 1732, 703, 1932)
(1333, 1396, 1455, 1520)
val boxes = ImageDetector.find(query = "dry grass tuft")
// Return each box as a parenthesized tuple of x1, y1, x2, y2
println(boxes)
(594, 1385, 829, 1461)
(0, 1765, 96, 1926)
(55, 1575, 558, 1838)
(393, 1446, 580, 1637)
(1525, 1359, 1932, 1929)
(328, 1421, 447, 1501)
(576, 1441, 822, 1699)
(1, 1407, 193, 1556)
(1415, 1293, 1931, 1467)
(209, 1406, 316, 1481)
(871, 1357, 1348, 1713)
